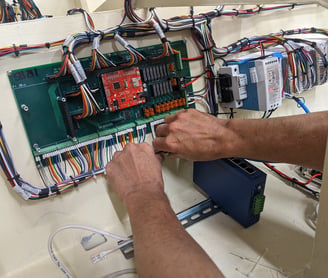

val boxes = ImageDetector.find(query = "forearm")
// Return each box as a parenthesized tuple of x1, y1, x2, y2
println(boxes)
(224, 111, 328, 170)
(125, 190, 224, 278)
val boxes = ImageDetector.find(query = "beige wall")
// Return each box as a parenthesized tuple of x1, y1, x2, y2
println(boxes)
(0, 2, 327, 277)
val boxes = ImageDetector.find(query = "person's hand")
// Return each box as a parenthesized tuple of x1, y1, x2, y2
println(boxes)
(153, 108, 237, 161)
(106, 143, 165, 206)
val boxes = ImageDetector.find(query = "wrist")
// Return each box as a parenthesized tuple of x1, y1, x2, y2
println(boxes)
(218, 118, 249, 158)
(124, 184, 169, 213)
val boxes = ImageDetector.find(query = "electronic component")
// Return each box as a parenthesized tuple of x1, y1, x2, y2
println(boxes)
(8, 40, 192, 162)
(101, 66, 145, 111)
(218, 65, 247, 109)
(193, 158, 266, 228)
(227, 55, 283, 111)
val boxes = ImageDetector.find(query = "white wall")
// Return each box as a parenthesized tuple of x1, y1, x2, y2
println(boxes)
(34, 0, 81, 16)
(0, 3, 327, 278)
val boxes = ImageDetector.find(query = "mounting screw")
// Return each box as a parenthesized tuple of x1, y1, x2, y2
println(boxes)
(33, 144, 41, 152)
(21, 104, 29, 112)
(57, 97, 66, 102)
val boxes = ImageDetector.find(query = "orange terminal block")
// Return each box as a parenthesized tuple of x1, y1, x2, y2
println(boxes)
(144, 108, 150, 118)
(169, 63, 175, 72)
(155, 104, 161, 114)
(169, 100, 174, 110)
(150, 108, 155, 116)
(160, 103, 165, 113)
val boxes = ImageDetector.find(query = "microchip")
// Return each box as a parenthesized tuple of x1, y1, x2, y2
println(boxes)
(113, 82, 121, 89)
(132, 78, 140, 88)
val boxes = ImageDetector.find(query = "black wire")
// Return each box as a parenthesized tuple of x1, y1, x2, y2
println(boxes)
(263, 163, 319, 199)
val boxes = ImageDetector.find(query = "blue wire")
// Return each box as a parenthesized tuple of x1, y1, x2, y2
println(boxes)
(296, 98, 310, 113)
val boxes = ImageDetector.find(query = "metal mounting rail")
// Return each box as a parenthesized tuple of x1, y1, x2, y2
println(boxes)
(120, 198, 221, 259)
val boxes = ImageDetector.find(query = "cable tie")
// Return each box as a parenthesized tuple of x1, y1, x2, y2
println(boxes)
(239, 37, 250, 48)
(201, 45, 214, 52)
(214, 7, 222, 17)
(70, 176, 79, 187)
(190, 6, 194, 17)
(7, 174, 20, 182)
(85, 31, 92, 43)
(163, 19, 169, 32)
(12, 44, 19, 56)
(190, 15, 196, 29)
(290, 3, 295, 10)
(233, 9, 239, 16)
(97, 30, 105, 39)
(39, 187, 50, 198)
(200, 13, 211, 24)
(45, 42, 51, 48)
(311, 27, 316, 33)
(257, 5, 262, 14)
(52, 184, 61, 195)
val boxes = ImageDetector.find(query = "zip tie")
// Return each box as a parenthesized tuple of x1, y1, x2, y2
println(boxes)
(70, 176, 79, 187)
(85, 31, 92, 43)
(7, 174, 20, 182)
(12, 44, 19, 56)
(200, 13, 211, 24)
(163, 19, 169, 32)
(232, 9, 239, 16)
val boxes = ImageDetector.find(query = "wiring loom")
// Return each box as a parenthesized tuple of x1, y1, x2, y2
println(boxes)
(1, 4, 327, 201)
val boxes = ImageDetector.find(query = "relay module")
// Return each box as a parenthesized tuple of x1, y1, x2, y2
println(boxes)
(8, 40, 192, 163)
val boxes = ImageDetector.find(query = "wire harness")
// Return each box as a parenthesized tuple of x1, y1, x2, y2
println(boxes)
(1, 3, 327, 200)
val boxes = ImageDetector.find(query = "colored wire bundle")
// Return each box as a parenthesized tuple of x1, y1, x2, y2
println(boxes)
(17, 0, 41, 20)
(1, 120, 148, 200)
(0, 0, 16, 23)
(0, 40, 64, 57)
(1, 3, 325, 201)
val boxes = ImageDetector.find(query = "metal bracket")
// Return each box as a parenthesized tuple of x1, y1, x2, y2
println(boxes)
(119, 198, 220, 259)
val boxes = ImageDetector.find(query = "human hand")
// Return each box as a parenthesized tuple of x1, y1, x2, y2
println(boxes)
(106, 143, 165, 206)
(153, 108, 236, 161)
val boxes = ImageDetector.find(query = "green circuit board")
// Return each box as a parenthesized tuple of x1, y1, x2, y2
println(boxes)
(8, 40, 192, 159)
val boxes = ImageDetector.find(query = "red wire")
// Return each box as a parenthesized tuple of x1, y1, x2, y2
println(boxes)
(185, 75, 202, 87)
(265, 163, 322, 186)
(182, 56, 204, 61)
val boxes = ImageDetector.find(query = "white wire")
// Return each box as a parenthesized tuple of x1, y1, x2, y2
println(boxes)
(188, 96, 211, 113)
(48, 224, 130, 278)
(91, 239, 133, 263)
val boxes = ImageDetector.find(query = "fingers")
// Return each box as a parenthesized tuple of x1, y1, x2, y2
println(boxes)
(155, 123, 169, 137)
(152, 137, 173, 153)
(163, 109, 185, 124)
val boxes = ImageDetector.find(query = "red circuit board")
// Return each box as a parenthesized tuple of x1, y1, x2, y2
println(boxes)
(101, 67, 145, 112)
